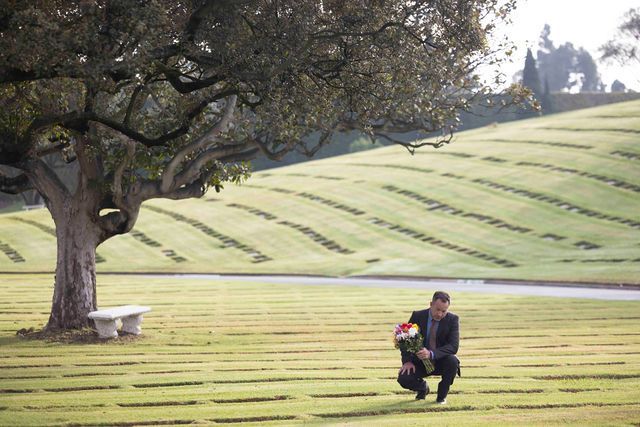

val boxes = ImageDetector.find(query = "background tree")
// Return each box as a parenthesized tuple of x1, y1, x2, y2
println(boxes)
(600, 7, 640, 66)
(536, 24, 603, 93)
(540, 77, 553, 113)
(536, 24, 570, 92)
(522, 48, 542, 98)
(611, 79, 628, 93)
(575, 48, 602, 92)
(0, 0, 530, 331)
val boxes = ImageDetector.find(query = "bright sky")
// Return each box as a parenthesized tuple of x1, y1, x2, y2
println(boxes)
(488, 0, 639, 91)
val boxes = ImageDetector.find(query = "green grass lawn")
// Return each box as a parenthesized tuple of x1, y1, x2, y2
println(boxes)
(1, 274, 639, 426)
(1, 100, 639, 284)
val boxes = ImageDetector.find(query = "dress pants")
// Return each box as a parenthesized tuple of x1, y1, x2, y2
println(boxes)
(397, 353, 459, 401)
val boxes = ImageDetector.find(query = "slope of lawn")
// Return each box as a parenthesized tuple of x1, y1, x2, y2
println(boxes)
(0, 274, 639, 426)
(0, 100, 639, 283)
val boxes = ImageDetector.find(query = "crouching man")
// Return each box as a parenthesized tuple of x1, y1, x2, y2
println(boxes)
(397, 291, 460, 404)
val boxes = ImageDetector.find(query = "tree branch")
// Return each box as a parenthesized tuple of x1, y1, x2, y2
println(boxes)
(374, 129, 454, 153)
(97, 205, 141, 243)
(0, 143, 29, 166)
(217, 147, 260, 164)
(0, 171, 33, 195)
(112, 138, 136, 209)
(26, 112, 82, 139)
(172, 141, 253, 189)
(162, 67, 225, 94)
(20, 158, 70, 214)
(38, 89, 232, 149)
(184, 0, 218, 42)
(35, 144, 62, 158)
(163, 178, 208, 200)
(80, 90, 237, 147)
(160, 95, 237, 193)
(296, 131, 332, 157)
(74, 132, 101, 189)
(0, 66, 77, 84)
(252, 135, 291, 161)
(123, 85, 144, 126)
(183, 0, 249, 43)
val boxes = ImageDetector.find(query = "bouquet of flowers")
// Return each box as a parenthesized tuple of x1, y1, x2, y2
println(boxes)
(393, 323, 435, 374)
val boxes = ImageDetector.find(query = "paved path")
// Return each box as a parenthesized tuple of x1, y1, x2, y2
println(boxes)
(162, 274, 640, 301)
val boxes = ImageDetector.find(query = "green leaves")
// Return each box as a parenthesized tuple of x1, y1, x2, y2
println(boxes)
(207, 160, 252, 191)
(1, 0, 532, 199)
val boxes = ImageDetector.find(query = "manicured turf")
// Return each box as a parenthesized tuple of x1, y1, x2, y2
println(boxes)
(2, 102, 639, 425)
(2, 101, 639, 284)
(0, 274, 639, 426)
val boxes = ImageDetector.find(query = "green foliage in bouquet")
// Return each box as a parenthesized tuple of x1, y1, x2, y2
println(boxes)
(393, 323, 435, 374)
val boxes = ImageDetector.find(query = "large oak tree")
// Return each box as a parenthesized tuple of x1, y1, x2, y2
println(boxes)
(0, 0, 530, 331)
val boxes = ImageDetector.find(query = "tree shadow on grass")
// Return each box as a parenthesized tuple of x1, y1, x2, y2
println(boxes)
(12, 327, 143, 344)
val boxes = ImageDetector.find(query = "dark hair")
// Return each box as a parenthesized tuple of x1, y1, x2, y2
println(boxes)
(432, 291, 451, 304)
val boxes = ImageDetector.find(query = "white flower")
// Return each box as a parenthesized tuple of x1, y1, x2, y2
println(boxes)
(409, 328, 417, 337)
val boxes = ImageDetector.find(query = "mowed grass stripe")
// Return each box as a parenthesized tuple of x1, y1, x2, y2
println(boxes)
(1, 275, 640, 425)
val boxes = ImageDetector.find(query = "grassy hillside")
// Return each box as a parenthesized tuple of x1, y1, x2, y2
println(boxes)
(1, 274, 639, 426)
(1, 100, 639, 283)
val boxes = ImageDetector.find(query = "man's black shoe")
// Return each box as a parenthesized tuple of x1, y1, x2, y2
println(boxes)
(415, 385, 429, 400)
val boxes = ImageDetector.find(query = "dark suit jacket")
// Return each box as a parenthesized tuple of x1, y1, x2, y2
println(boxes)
(401, 309, 460, 365)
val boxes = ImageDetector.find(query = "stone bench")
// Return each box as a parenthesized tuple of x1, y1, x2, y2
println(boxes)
(88, 305, 151, 338)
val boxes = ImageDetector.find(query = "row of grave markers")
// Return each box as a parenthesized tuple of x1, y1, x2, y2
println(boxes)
(224, 202, 355, 255)
(277, 220, 355, 255)
(383, 184, 604, 250)
(516, 161, 640, 193)
(611, 150, 640, 161)
(0, 241, 25, 263)
(382, 184, 532, 234)
(482, 138, 593, 150)
(367, 217, 518, 268)
(144, 205, 272, 264)
(472, 178, 640, 230)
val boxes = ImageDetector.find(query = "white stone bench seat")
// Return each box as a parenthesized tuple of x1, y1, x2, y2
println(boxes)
(88, 305, 151, 338)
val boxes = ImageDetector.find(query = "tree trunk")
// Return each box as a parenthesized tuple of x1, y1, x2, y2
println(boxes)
(46, 207, 99, 330)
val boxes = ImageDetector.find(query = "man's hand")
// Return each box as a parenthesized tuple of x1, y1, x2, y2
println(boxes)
(399, 361, 415, 375)
(416, 348, 430, 360)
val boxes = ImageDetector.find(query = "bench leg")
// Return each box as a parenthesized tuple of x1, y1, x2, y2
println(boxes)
(94, 319, 118, 338)
(122, 314, 144, 335)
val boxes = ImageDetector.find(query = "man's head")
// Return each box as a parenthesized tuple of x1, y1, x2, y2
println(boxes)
(429, 291, 451, 321)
